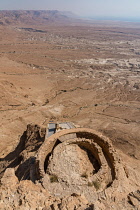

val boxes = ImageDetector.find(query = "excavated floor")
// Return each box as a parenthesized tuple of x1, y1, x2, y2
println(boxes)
(0, 124, 140, 209)
(43, 142, 99, 199)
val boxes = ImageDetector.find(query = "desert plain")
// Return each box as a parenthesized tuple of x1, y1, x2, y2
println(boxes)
(0, 11, 140, 209)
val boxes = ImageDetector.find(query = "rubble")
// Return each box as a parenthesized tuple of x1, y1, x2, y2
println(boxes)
(0, 123, 139, 209)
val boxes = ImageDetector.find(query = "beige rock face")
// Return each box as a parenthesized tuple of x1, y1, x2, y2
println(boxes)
(0, 13, 140, 209)
(44, 142, 98, 199)
(47, 143, 95, 181)
(0, 169, 92, 210)
(1, 124, 139, 209)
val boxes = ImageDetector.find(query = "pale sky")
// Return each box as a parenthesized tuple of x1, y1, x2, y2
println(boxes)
(0, 0, 140, 19)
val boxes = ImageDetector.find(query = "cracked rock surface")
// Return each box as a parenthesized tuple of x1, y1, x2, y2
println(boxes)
(0, 11, 140, 209)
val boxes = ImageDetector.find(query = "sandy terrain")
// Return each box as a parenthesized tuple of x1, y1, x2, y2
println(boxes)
(0, 10, 140, 209)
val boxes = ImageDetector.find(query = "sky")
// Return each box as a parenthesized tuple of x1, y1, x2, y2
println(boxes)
(0, 0, 140, 20)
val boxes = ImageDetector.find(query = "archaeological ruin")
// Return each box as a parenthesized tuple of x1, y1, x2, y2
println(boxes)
(0, 122, 139, 209)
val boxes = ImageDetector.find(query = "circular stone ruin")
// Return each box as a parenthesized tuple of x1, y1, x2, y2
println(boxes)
(37, 128, 121, 202)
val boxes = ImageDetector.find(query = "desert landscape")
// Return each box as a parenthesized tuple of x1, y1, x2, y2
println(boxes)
(0, 10, 140, 209)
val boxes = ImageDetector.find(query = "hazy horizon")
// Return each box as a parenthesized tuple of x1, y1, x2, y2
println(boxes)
(0, 0, 140, 22)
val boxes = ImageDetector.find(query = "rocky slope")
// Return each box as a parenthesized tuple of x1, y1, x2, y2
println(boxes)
(0, 10, 76, 26)
(0, 11, 140, 209)
(0, 124, 140, 209)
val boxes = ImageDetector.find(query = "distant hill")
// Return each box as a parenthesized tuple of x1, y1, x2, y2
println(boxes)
(0, 10, 78, 25)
